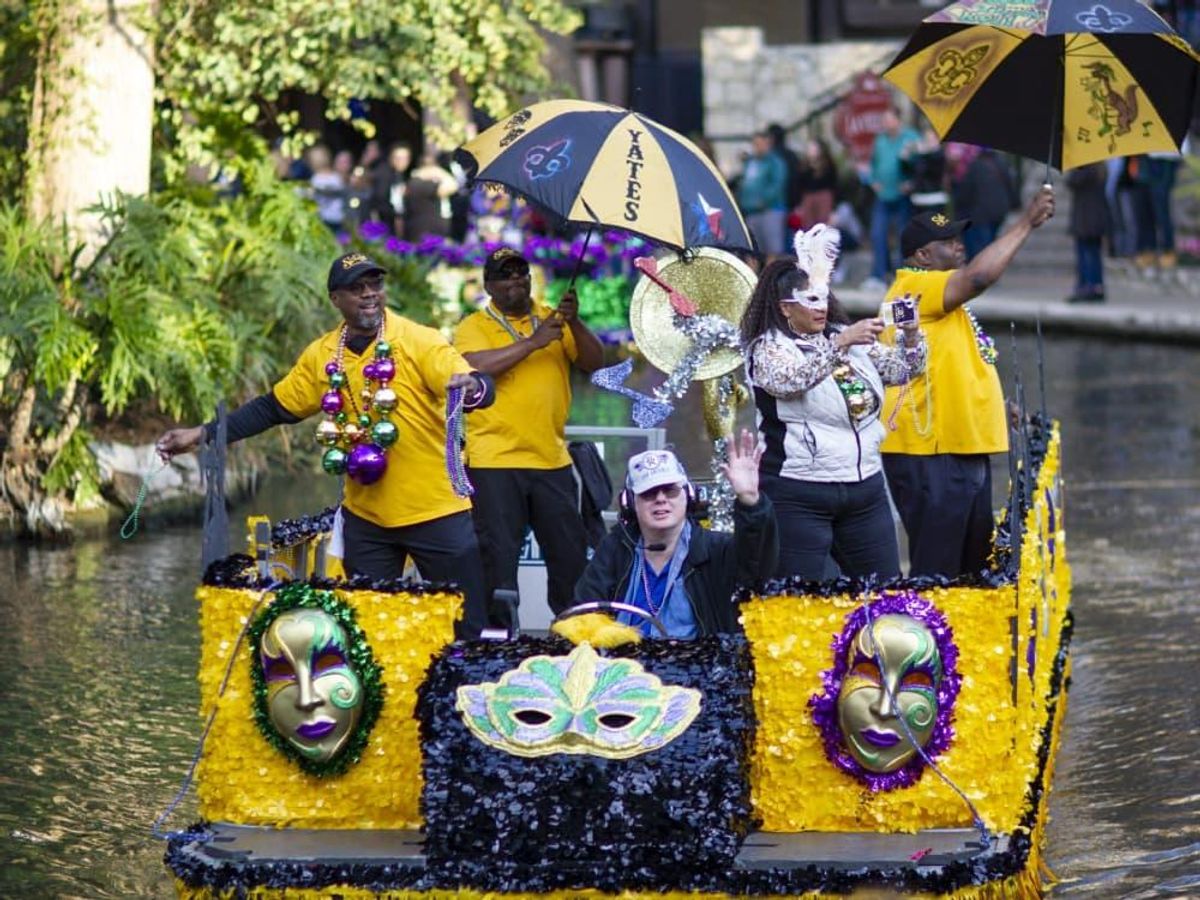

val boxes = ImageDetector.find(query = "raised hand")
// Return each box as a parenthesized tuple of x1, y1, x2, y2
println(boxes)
(1027, 184, 1055, 228)
(720, 427, 763, 506)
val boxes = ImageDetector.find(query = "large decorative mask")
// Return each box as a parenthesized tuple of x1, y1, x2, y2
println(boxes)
(810, 593, 960, 791)
(249, 585, 382, 776)
(455, 642, 701, 759)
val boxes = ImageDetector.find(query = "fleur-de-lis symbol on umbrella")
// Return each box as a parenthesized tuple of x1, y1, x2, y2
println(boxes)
(1076, 5, 1134, 33)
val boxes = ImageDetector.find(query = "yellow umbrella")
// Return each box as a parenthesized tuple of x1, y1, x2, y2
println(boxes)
(883, 0, 1200, 169)
(455, 100, 751, 251)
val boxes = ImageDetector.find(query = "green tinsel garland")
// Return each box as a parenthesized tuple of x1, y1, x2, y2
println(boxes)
(247, 583, 385, 777)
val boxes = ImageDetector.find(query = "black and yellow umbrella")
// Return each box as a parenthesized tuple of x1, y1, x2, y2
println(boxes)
(455, 100, 752, 252)
(883, 0, 1200, 170)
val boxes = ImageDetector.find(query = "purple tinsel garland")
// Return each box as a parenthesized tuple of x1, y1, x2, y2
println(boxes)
(809, 590, 961, 792)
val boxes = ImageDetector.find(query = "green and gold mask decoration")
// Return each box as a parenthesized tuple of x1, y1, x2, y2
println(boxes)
(836, 613, 942, 774)
(810, 593, 961, 791)
(455, 642, 701, 759)
(248, 584, 383, 776)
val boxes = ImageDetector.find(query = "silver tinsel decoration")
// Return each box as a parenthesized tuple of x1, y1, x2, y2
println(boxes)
(707, 438, 735, 533)
(652, 312, 742, 402)
(705, 374, 738, 533)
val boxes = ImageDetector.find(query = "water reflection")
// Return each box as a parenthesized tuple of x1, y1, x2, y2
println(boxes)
(0, 336, 1196, 898)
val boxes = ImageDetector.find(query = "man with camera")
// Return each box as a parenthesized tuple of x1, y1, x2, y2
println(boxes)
(880, 188, 1055, 577)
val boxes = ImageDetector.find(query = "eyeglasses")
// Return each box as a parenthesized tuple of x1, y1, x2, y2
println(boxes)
(636, 484, 683, 501)
(344, 274, 385, 296)
(493, 270, 530, 282)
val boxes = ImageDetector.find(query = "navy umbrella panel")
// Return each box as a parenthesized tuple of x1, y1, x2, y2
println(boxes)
(456, 100, 752, 252)
(885, 0, 1200, 170)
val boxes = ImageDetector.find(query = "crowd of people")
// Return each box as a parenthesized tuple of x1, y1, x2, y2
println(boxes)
(730, 109, 1189, 305)
(277, 139, 469, 243)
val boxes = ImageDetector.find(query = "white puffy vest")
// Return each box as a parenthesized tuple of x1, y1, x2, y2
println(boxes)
(748, 331, 887, 483)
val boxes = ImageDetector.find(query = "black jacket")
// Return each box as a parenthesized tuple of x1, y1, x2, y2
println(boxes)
(956, 150, 1017, 225)
(1066, 163, 1109, 240)
(572, 495, 779, 635)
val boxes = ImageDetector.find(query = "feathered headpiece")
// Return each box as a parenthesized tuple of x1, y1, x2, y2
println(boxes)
(785, 224, 841, 306)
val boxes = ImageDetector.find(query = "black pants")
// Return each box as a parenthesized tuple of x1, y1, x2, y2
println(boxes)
(883, 453, 993, 578)
(467, 465, 588, 621)
(341, 508, 487, 640)
(762, 471, 900, 581)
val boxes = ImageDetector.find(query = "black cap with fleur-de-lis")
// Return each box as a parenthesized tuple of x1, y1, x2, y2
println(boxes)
(900, 210, 971, 258)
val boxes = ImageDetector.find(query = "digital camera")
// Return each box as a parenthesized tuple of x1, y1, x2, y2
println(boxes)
(890, 298, 917, 326)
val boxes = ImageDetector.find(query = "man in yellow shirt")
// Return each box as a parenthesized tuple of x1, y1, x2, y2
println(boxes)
(454, 247, 605, 624)
(881, 188, 1054, 577)
(156, 252, 494, 637)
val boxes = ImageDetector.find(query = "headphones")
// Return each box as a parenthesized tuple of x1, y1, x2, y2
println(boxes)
(618, 480, 699, 526)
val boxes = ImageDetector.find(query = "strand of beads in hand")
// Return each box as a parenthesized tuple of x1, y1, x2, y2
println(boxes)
(315, 321, 399, 485)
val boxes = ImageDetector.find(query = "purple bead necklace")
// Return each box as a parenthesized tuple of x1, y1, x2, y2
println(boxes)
(315, 314, 398, 485)
(445, 387, 474, 498)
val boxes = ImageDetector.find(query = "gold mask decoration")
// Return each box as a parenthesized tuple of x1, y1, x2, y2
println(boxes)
(261, 609, 364, 763)
(836, 614, 943, 774)
(456, 642, 701, 759)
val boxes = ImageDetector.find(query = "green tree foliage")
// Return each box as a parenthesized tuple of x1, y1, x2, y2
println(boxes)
(0, 167, 341, 533)
(155, 0, 581, 176)
(0, 0, 581, 533)
(0, 1, 38, 200)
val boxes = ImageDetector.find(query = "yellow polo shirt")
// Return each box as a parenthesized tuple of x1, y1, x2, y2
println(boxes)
(273, 312, 473, 528)
(880, 268, 1008, 456)
(453, 302, 577, 469)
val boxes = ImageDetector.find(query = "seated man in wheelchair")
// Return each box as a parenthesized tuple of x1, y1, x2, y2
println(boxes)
(571, 429, 778, 638)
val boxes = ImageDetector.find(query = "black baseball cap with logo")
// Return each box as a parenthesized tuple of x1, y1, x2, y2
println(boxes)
(483, 247, 530, 281)
(900, 211, 971, 259)
(328, 252, 386, 291)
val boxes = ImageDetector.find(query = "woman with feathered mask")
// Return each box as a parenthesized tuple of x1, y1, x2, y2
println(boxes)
(739, 225, 927, 581)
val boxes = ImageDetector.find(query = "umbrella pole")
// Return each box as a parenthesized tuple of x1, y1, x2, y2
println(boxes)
(567, 228, 594, 290)
(1045, 44, 1064, 185)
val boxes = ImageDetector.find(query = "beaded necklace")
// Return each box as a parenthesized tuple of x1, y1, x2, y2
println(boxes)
(964, 307, 998, 364)
(444, 386, 474, 498)
(637, 553, 669, 617)
(486, 303, 539, 343)
(315, 313, 398, 485)
(831, 356, 873, 423)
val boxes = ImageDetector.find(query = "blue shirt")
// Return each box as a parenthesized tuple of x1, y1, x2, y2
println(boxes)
(619, 524, 698, 639)
(871, 128, 919, 203)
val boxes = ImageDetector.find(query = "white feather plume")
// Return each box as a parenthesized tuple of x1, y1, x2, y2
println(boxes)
(792, 224, 841, 303)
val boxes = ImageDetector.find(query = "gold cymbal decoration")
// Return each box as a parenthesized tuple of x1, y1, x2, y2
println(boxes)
(629, 247, 756, 381)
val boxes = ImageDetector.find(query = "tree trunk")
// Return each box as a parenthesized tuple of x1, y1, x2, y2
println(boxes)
(25, 0, 156, 254)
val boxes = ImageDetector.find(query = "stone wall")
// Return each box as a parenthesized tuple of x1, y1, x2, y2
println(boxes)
(701, 28, 901, 178)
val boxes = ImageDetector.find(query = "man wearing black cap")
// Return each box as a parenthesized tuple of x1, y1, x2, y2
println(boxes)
(879, 186, 1054, 577)
(156, 252, 495, 638)
(453, 247, 605, 624)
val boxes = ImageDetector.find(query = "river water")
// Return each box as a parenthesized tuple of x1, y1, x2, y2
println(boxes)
(0, 334, 1197, 898)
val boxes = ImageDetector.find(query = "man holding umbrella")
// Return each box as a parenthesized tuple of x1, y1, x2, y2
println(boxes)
(880, 187, 1054, 578)
(454, 247, 605, 624)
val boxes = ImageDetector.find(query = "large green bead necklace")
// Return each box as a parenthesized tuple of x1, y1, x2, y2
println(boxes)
(314, 315, 399, 485)
(832, 357, 873, 423)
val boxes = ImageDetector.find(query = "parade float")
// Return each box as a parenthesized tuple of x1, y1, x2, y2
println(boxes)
(163, 248, 1071, 897)
(162, 98, 1073, 898)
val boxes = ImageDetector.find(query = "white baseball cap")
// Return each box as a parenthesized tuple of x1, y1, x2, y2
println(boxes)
(626, 450, 688, 496)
